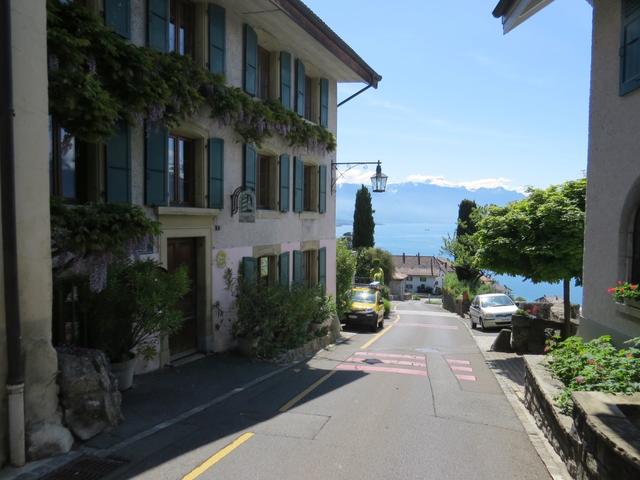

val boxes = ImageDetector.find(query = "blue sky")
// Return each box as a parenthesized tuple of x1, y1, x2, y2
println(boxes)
(304, 0, 593, 192)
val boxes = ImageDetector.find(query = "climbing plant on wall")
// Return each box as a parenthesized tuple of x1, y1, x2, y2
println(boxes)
(46, 0, 336, 152)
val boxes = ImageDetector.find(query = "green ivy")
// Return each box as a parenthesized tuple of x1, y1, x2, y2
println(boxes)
(47, 0, 336, 152)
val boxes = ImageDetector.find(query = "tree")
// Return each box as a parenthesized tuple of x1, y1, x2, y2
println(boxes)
(355, 248, 394, 285)
(336, 238, 357, 319)
(442, 199, 482, 283)
(473, 179, 586, 338)
(352, 185, 375, 249)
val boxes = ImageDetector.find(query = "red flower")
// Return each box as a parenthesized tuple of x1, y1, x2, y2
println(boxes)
(574, 375, 585, 384)
(608, 288, 615, 294)
(631, 284, 638, 291)
(587, 358, 596, 365)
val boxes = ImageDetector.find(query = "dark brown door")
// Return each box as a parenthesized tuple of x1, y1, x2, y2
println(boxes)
(168, 238, 198, 357)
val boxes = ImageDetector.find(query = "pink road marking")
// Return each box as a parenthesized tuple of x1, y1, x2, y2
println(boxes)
(354, 352, 424, 360)
(336, 364, 427, 377)
(346, 356, 426, 368)
(455, 374, 477, 382)
(396, 323, 459, 330)
(446, 359, 471, 365)
(450, 366, 473, 372)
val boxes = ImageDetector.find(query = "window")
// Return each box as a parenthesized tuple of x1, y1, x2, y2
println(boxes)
(168, 135, 195, 206)
(258, 255, 277, 286)
(303, 250, 317, 287)
(258, 47, 271, 100)
(303, 164, 317, 212)
(169, 0, 195, 57)
(621, 0, 640, 95)
(50, 120, 85, 202)
(420, 277, 427, 282)
(304, 76, 313, 121)
(257, 154, 277, 210)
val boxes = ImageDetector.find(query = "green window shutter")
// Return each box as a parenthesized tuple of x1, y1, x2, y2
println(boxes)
(280, 52, 292, 110)
(293, 157, 304, 213)
(208, 4, 225, 75)
(318, 164, 327, 214)
(243, 144, 257, 191)
(318, 247, 327, 291)
(621, 2, 640, 95)
(147, 0, 169, 52)
(242, 257, 257, 285)
(279, 251, 290, 286)
(243, 24, 257, 96)
(295, 59, 305, 117)
(105, 0, 130, 38)
(106, 123, 130, 204)
(293, 250, 304, 285)
(319, 78, 329, 127)
(208, 138, 224, 209)
(145, 125, 167, 206)
(279, 154, 290, 212)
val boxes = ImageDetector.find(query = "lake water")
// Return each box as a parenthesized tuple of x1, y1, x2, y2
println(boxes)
(336, 223, 583, 303)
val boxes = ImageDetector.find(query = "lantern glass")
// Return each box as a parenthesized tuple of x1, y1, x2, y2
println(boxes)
(370, 162, 388, 193)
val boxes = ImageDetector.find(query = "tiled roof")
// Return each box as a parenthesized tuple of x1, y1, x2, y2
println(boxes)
(392, 255, 453, 277)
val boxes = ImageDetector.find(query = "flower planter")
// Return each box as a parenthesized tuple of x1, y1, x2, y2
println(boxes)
(624, 297, 640, 309)
(110, 356, 136, 391)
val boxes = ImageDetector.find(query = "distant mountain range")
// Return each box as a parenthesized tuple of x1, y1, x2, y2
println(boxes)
(336, 182, 524, 227)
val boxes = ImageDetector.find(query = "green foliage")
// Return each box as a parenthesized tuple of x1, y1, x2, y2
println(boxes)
(546, 335, 640, 414)
(456, 199, 478, 237)
(383, 298, 391, 318)
(234, 284, 335, 358)
(88, 260, 190, 362)
(474, 179, 586, 284)
(352, 185, 375, 249)
(355, 248, 394, 285)
(607, 282, 640, 303)
(442, 272, 491, 300)
(50, 199, 160, 261)
(336, 239, 357, 319)
(47, 0, 335, 152)
(442, 199, 482, 282)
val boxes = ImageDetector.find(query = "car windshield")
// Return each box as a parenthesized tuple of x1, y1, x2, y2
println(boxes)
(352, 290, 375, 303)
(481, 295, 514, 308)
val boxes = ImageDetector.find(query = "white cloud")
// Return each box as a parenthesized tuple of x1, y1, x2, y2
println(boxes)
(404, 174, 526, 193)
(366, 99, 412, 113)
(335, 167, 376, 185)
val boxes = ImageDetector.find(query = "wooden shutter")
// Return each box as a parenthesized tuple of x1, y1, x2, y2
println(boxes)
(319, 78, 329, 127)
(293, 157, 304, 213)
(318, 247, 326, 291)
(318, 164, 327, 214)
(293, 250, 304, 285)
(243, 24, 258, 96)
(279, 251, 290, 286)
(280, 52, 292, 110)
(147, 0, 168, 52)
(145, 125, 167, 206)
(243, 144, 257, 191)
(106, 123, 130, 204)
(208, 138, 224, 209)
(279, 154, 290, 212)
(242, 257, 257, 285)
(295, 59, 305, 117)
(105, 0, 130, 38)
(621, 1, 640, 95)
(208, 4, 225, 75)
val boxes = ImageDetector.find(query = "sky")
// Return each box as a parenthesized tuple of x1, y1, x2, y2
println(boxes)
(304, 0, 594, 192)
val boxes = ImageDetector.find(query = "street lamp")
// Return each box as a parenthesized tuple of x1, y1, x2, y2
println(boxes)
(331, 160, 387, 193)
(370, 161, 388, 193)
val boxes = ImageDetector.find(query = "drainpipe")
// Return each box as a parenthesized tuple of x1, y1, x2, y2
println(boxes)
(402, 253, 405, 264)
(1, 0, 26, 467)
(337, 84, 372, 107)
(417, 253, 420, 265)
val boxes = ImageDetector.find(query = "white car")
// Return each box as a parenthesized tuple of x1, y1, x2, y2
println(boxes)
(469, 294, 518, 330)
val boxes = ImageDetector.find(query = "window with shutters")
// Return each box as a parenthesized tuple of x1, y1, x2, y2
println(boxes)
(168, 134, 196, 206)
(257, 154, 277, 210)
(49, 120, 88, 203)
(104, 0, 130, 38)
(258, 255, 277, 286)
(304, 76, 314, 121)
(169, 0, 195, 57)
(303, 164, 318, 212)
(303, 249, 318, 288)
(258, 47, 272, 101)
(621, 0, 640, 95)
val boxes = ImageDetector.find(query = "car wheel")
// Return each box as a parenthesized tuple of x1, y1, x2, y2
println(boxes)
(470, 316, 477, 329)
(371, 318, 379, 332)
(479, 317, 485, 331)
(379, 316, 384, 329)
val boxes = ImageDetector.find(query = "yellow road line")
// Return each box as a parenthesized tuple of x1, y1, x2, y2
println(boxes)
(182, 432, 254, 480)
(279, 370, 336, 413)
(360, 314, 400, 350)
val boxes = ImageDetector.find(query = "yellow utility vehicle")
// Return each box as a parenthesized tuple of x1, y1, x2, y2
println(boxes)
(345, 284, 384, 332)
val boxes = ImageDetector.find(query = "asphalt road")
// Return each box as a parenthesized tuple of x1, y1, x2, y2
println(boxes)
(105, 301, 551, 480)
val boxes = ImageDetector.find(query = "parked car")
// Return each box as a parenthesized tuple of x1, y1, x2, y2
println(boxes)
(469, 294, 518, 330)
(345, 286, 385, 332)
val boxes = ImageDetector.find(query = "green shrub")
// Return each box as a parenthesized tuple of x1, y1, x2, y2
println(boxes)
(383, 298, 391, 318)
(336, 239, 356, 319)
(234, 283, 335, 358)
(546, 335, 640, 414)
(443, 272, 491, 300)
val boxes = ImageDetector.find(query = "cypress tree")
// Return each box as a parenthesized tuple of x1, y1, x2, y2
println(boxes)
(352, 185, 375, 249)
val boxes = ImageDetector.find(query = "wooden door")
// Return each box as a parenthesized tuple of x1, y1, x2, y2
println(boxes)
(168, 238, 198, 357)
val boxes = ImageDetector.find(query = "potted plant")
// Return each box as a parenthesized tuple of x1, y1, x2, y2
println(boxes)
(607, 281, 640, 308)
(88, 259, 189, 390)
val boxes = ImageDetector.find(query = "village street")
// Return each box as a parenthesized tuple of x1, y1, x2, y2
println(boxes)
(85, 302, 552, 480)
